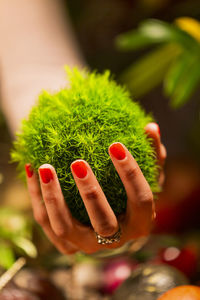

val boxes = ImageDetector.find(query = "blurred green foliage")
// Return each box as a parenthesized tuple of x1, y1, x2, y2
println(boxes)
(116, 18, 200, 108)
(0, 208, 37, 270)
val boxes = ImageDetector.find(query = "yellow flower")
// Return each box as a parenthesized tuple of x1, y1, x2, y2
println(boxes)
(175, 17, 200, 42)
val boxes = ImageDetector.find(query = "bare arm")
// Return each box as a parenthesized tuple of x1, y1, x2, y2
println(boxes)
(0, 0, 84, 135)
(0, 1, 167, 255)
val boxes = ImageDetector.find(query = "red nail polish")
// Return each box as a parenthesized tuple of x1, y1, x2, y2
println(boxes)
(110, 143, 126, 160)
(157, 124, 161, 137)
(71, 161, 87, 178)
(25, 164, 34, 178)
(39, 168, 53, 183)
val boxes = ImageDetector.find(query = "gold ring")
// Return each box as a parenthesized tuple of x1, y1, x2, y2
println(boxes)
(95, 226, 122, 245)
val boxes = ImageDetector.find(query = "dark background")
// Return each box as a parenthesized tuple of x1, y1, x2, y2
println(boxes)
(66, 0, 200, 158)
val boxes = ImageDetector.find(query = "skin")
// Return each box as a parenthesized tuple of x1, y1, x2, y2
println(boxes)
(1, 1, 166, 255)
(26, 122, 166, 255)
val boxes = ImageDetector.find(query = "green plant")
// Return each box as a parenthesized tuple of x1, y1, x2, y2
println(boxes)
(11, 69, 159, 224)
(116, 18, 200, 108)
(0, 208, 37, 270)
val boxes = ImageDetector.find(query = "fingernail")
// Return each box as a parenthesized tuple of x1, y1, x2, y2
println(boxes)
(39, 168, 53, 183)
(71, 160, 87, 178)
(110, 143, 126, 160)
(157, 124, 161, 137)
(25, 164, 34, 178)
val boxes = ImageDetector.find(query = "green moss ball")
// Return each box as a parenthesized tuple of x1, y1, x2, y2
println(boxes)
(12, 68, 159, 224)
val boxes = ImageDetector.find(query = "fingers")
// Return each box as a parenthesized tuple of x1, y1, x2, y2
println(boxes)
(26, 163, 111, 253)
(144, 122, 166, 166)
(38, 164, 74, 238)
(108, 143, 154, 237)
(25, 164, 49, 226)
(25, 128, 163, 254)
(160, 143, 167, 165)
(42, 226, 78, 255)
(145, 123, 167, 187)
(71, 160, 119, 237)
(26, 162, 118, 253)
(109, 143, 153, 202)
(25, 164, 78, 254)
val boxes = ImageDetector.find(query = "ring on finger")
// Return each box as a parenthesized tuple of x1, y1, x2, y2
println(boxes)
(95, 226, 122, 245)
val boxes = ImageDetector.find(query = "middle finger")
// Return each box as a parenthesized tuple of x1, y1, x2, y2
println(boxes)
(71, 160, 119, 238)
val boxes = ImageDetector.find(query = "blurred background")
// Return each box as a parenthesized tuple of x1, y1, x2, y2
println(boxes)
(0, 0, 200, 299)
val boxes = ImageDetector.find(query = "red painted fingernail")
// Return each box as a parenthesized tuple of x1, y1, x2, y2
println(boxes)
(71, 161, 87, 178)
(39, 168, 53, 183)
(110, 143, 126, 160)
(157, 124, 161, 137)
(25, 164, 34, 178)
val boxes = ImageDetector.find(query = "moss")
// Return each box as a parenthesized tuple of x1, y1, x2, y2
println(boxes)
(11, 68, 159, 224)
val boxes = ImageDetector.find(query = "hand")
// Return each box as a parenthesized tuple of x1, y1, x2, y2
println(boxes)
(25, 123, 166, 255)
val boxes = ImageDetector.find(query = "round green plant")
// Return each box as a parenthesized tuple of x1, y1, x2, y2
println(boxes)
(12, 68, 159, 224)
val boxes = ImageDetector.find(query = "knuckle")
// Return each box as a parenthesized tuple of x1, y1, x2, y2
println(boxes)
(29, 187, 41, 200)
(44, 193, 57, 205)
(34, 211, 48, 226)
(54, 226, 68, 239)
(83, 186, 99, 201)
(139, 190, 153, 204)
(124, 166, 139, 181)
(97, 221, 118, 237)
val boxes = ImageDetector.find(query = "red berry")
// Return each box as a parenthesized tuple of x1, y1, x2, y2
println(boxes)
(160, 246, 198, 278)
(101, 258, 138, 295)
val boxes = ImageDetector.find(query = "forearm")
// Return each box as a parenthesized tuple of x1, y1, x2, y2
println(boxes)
(0, 0, 84, 135)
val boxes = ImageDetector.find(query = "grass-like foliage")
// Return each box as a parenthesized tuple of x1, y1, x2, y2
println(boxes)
(11, 68, 159, 224)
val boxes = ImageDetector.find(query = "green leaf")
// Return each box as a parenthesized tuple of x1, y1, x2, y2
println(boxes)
(12, 237, 37, 258)
(140, 19, 198, 50)
(0, 208, 32, 240)
(169, 56, 200, 108)
(116, 30, 159, 51)
(0, 243, 15, 269)
(120, 44, 181, 97)
(164, 55, 191, 96)
(116, 19, 199, 51)
(164, 51, 200, 98)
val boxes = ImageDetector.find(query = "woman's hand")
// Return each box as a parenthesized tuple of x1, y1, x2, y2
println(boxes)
(25, 123, 166, 255)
